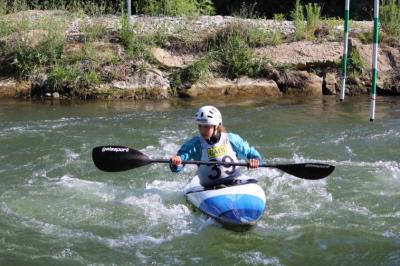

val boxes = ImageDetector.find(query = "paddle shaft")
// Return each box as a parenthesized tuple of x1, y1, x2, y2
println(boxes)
(151, 159, 291, 168)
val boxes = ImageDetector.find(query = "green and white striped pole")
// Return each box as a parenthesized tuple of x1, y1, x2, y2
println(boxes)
(340, 0, 350, 101)
(127, 0, 132, 24)
(369, 0, 380, 122)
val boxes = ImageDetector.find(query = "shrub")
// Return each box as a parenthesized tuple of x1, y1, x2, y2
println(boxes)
(271, 30, 282, 46)
(48, 64, 101, 96)
(305, 3, 321, 33)
(348, 48, 364, 77)
(380, 0, 400, 37)
(135, 0, 214, 16)
(212, 26, 262, 78)
(234, 1, 259, 18)
(82, 19, 110, 42)
(247, 26, 269, 47)
(290, 0, 306, 40)
(6, 30, 65, 79)
(179, 55, 213, 85)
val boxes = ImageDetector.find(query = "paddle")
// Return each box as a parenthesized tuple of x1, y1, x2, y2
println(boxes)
(92, 146, 335, 180)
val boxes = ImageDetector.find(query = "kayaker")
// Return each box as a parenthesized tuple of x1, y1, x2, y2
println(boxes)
(170, 105, 264, 188)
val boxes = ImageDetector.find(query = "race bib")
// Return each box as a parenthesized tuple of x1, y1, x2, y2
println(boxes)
(207, 145, 227, 158)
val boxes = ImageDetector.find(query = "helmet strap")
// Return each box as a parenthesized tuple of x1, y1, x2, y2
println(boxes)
(207, 125, 221, 145)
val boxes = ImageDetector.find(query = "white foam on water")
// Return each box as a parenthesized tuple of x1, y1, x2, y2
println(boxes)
(345, 146, 355, 156)
(372, 211, 400, 219)
(236, 251, 282, 266)
(368, 129, 400, 140)
(42, 117, 81, 123)
(324, 134, 347, 145)
(246, 159, 336, 233)
(51, 248, 85, 263)
(28, 169, 57, 184)
(0, 201, 12, 215)
(135, 250, 148, 264)
(0, 118, 82, 137)
(270, 153, 400, 178)
(56, 175, 115, 202)
(383, 230, 400, 239)
(0, 201, 172, 249)
(93, 192, 115, 202)
(322, 128, 399, 145)
(340, 201, 372, 216)
(189, 256, 202, 263)
(106, 233, 167, 247)
(342, 160, 400, 171)
(122, 193, 193, 235)
(141, 130, 193, 160)
(145, 180, 185, 192)
(57, 175, 104, 189)
(257, 153, 399, 238)
(65, 149, 80, 161)
(26, 147, 84, 185)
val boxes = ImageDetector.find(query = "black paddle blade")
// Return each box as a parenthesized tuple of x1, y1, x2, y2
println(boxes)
(92, 146, 152, 172)
(274, 163, 335, 180)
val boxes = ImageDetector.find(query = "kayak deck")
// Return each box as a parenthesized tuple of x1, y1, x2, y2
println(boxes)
(184, 177, 266, 230)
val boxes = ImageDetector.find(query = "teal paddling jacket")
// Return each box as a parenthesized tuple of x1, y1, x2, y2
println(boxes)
(170, 133, 263, 172)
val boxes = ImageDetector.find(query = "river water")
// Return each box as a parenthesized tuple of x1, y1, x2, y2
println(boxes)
(0, 96, 399, 265)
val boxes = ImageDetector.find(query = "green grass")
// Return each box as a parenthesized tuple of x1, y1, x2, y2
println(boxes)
(145, 23, 169, 47)
(291, 0, 306, 40)
(1, 0, 115, 16)
(211, 26, 263, 79)
(348, 48, 364, 77)
(247, 26, 269, 47)
(172, 55, 213, 88)
(290, 0, 322, 40)
(234, 1, 259, 18)
(323, 17, 343, 28)
(171, 23, 269, 87)
(274, 13, 286, 22)
(271, 30, 282, 46)
(4, 27, 65, 79)
(356, 31, 373, 44)
(197, 0, 215, 15)
(0, 17, 13, 38)
(136, 0, 215, 16)
(0, 1, 7, 15)
(381, 0, 400, 37)
(118, 14, 169, 60)
(82, 19, 110, 42)
(0, 14, 31, 36)
(48, 64, 79, 91)
(64, 43, 109, 65)
(118, 14, 146, 59)
(305, 3, 321, 33)
(8, 0, 29, 13)
(271, 14, 285, 46)
(48, 63, 100, 96)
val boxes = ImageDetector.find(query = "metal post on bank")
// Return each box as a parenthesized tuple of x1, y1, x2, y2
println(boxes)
(369, 0, 380, 122)
(340, 0, 350, 101)
(341, 0, 380, 121)
(127, 0, 132, 25)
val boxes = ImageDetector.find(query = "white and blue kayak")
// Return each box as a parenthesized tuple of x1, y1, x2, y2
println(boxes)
(184, 176, 266, 229)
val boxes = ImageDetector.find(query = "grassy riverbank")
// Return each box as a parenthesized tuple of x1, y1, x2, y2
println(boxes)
(0, 0, 400, 99)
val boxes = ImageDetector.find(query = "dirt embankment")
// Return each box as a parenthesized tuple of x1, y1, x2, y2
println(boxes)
(0, 11, 399, 100)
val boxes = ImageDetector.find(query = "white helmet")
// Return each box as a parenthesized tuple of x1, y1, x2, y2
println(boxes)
(195, 106, 222, 126)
